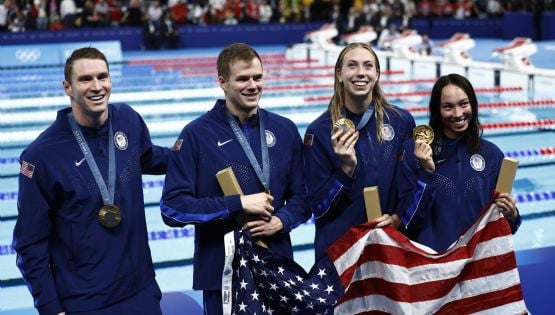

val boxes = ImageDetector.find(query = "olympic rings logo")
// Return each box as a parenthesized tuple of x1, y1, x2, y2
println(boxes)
(15, 49, 41, 63)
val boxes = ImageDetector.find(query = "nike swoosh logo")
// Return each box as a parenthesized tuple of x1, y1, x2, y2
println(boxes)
(217, 139, 234, 147)
(435, 159, 446, 164)
(75, 157, 86, 167)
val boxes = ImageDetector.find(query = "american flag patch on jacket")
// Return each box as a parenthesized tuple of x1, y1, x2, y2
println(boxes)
(20, 160, 35, 178)
(398, 149, 405, 161)
(303, 134, 314, 146)
(172, 139, 183, 151)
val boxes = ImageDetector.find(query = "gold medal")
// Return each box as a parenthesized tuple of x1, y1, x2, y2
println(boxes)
(413, 125, 434, 145)
(98, 205, 122, 228)
(332, 118, 355, 134)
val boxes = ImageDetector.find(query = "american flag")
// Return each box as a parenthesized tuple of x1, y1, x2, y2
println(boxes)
(303, 133, 314, 146)
(223, 230, 342, 314)
(20, 160, 35, 179)
(172, 138, 183, 151)
(224, 201, 527, 314)
(330, 201, 527, 314)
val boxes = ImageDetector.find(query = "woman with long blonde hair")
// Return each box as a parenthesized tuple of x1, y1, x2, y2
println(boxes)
(304, 42, 415, 260)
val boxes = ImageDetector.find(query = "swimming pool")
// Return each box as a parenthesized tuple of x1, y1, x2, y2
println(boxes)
(1, 41, 554, 314)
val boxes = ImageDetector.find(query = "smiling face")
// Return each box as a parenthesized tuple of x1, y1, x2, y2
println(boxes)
(337, 47, 379, 110)
(219, 57, 263, 122)
(63, 58, 111, 127)
(439, 84, 473, 139)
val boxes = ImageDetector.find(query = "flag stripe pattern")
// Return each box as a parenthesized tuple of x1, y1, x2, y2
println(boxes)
(329, 202, 527, 315)
(226, 202, 527, 314)
(303, 133, 314, 146)
(20, 160, 35, 178)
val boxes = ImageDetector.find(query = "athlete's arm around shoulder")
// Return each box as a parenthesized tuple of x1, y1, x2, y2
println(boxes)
(114, 103, 170, 174)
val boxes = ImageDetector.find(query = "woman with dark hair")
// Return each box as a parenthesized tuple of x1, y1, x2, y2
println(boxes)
(396, 73, 521, 252)
(303, 42, 416, 260)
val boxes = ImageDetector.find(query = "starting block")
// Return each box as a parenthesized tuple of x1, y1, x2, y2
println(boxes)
(304, 23, 337, 49)
(492, 37, 537, 71)
(384, 29, 423, 58)
(342, 26, 377, 45)
(436, 33, 475, 65)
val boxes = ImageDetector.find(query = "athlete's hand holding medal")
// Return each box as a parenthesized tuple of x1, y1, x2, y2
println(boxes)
(332, 118, 359, 177)
(412, 125, 435, 173)
(332, 117, 355, 134)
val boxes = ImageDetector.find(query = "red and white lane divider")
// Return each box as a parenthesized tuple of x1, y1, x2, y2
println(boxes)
(483, 119, 555, 130)
(406, 99, 555, 114)
(129, 53, 287, 65)
(303, 86, 524, 102)
(172, 67, 405, 76)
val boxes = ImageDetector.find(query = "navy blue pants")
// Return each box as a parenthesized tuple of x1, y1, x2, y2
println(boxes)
(203, 290, 222, 315)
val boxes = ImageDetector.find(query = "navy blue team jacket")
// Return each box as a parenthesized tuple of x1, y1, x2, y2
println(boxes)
(304, 105, 415, 259)
(12, 104, 169, 315)
(396, 135, 522, 252)
(160, 100, 310, 290)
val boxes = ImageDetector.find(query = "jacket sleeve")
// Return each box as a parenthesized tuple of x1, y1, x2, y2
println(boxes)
(303, 126, 358, 220)
(509, 210, 522, 234)
(141, 144, 171, 175)
(395, 141, 437, 232)
(137, 110, 170, 175)
(12, 158, 64, 315)
(272, 130, 311, 233)
(160, 128, 243, 227)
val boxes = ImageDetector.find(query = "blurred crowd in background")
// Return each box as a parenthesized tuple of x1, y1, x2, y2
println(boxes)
(0, 0, 554, 48)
